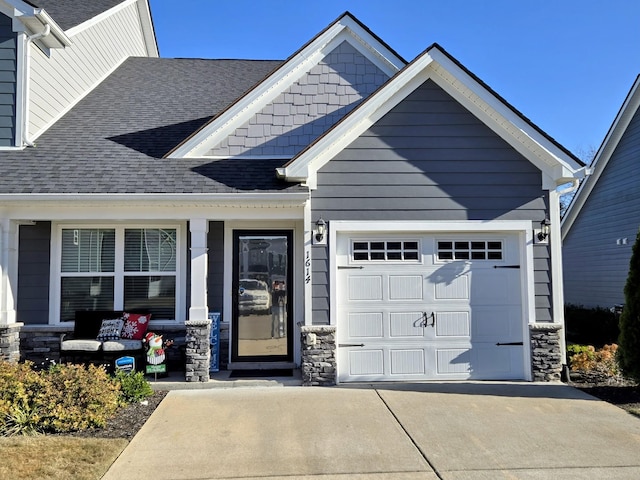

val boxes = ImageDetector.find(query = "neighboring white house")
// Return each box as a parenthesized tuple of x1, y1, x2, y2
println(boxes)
(562, 75, 640, 309)
(0, 2, 586, 383)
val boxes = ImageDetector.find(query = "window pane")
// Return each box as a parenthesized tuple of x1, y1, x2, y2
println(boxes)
(353, 242, 368, 251)
(125, 229, 177, 272)
(60, 276, 114, 321)
(404, 242, 418, 250)
(61, 229, 115, 273)
(124, 276, 176, 320)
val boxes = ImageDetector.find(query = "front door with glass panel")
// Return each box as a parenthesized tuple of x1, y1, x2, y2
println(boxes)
(232, 231, 292, 363)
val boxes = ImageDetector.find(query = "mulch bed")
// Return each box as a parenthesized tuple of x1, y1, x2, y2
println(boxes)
(58, 391, 168, 439)
(568, 371, 640, 416)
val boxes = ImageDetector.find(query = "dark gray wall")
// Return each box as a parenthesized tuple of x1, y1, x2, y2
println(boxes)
(563, 107, 640, 308)
(17, 222, 51, 325)
(311, 79, 550, 324)
(207, 221, 225, 319)
(0, 13, 16, 147)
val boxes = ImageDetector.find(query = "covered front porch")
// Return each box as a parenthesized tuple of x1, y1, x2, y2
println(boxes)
(0, 193, 318, 382)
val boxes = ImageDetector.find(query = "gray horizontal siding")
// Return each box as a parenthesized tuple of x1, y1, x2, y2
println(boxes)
(563, 106, 640, 308)
(17, 222, 51, 325)
(311, 79, 550, 325)
(0, 14, 16, 147)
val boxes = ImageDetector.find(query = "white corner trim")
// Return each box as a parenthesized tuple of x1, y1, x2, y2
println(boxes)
(168, 15, 405, 159)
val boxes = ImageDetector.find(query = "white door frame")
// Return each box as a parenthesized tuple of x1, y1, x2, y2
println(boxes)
(329, 220, 535, 382)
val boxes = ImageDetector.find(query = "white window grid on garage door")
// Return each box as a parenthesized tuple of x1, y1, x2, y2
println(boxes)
(436, 240, 503, 261)
(351, 240, 420, 262)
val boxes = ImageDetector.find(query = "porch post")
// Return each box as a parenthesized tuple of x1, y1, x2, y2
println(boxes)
(188, 219, 209, 322)
(185, 219, 211, 382)
(0, 219, 22, 362)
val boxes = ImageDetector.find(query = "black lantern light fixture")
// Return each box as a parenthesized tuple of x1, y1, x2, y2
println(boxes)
(537, 218, 551, 242)
(315, 217, 326, 242)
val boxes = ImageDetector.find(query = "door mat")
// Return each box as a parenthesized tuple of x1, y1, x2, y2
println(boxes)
(229, 369, 293, 378)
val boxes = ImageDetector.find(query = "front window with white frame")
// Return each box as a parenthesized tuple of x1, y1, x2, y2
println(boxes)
(55, 225, 182, 322)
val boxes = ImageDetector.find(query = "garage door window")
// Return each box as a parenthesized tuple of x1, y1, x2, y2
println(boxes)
(437, 241, 503, 261)
(352, 240, 419, 261)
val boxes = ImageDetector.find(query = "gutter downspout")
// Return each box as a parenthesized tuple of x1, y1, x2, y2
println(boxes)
(557, 178, 580, 197)
(22, 24, 50, 148)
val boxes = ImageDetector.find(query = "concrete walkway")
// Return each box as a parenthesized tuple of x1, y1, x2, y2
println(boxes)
(103, 382, 640, 480)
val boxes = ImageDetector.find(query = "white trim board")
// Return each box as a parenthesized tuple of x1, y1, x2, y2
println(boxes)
(279, 45, 586, 189)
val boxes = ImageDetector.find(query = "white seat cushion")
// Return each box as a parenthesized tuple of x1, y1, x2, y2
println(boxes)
(61, 339, 102, 352)
(102, 339, 143, 352)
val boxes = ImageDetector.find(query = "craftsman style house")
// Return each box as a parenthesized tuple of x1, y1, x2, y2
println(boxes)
(0, 0, 586, 383)
(562, 75, 640, 309)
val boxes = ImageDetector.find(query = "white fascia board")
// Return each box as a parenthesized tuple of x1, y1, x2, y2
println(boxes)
(282, 52, 438, 182)
(282, 46, 584, 185)
(66, 0, 135, 36)
(135, 0, 159, 57)
(169, 16, 405, 159)
(426, 49, 582, 180)
(0, 192, 309, 205)
(561, 76, 640, 238)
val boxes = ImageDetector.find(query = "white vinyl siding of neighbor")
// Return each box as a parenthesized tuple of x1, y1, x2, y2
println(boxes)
(28, 2, 148, 139)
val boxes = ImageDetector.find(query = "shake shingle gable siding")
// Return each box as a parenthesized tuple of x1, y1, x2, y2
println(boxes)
(0, 57, 305, 194)
(26, 0, 126, 31)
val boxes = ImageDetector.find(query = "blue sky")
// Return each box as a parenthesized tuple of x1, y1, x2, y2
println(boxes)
(150, 1, 639, 161)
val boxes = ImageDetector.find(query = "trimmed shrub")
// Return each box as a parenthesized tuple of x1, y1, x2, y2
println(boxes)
(618, 230, 640, 381)
(115, 370, 153, 403)
(568, 343, 620, 377)
(564, 304, 619, 347)
(0, 361, 121, 436)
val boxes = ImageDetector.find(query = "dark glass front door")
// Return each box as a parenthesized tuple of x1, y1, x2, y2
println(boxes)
(232, 231, 292, 363)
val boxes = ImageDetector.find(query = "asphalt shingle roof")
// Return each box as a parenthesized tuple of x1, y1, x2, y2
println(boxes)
(27, 0, 125, 31)
(0, 57, 307, 195)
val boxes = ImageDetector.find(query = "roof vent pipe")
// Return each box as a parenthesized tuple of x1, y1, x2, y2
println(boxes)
(22, 24, 50, 148)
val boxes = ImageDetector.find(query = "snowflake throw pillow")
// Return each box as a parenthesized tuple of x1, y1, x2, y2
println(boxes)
(120, 313, 151, 340)
(96, 318, 124, 341)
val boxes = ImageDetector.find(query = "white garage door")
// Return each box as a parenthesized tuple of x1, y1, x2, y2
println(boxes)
(336, 232, 526, 382)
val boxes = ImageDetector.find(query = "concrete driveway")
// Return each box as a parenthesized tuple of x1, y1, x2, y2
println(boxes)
(103, 382, 640, 480)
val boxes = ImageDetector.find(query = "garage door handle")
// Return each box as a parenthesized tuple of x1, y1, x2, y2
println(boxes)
(338, 343, 365, 347)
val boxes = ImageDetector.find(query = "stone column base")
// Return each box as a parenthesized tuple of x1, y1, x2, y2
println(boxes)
(530, 323, 563, 382)
(185, 319, 211, 382)
(300, 325, 336, 386)
(0, 323, 23, 363)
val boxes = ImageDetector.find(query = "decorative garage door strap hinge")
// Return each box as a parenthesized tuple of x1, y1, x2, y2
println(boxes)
(338, 343, 365, 347)
(338, 265, 364, 269)
(493, 265, 520, 269)
(496, 342, 524, 346)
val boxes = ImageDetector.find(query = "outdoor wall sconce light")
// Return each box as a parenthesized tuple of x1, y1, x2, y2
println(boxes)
(537, 218, 551, 242)
(315, 217, 326, 243)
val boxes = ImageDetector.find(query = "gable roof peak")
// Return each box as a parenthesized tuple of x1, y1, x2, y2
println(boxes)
(167, 10, 407, 159)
